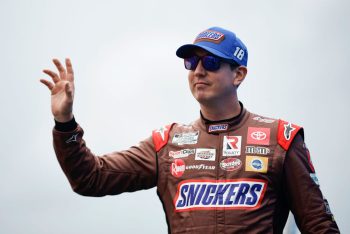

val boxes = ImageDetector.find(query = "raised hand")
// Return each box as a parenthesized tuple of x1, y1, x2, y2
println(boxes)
(40, 58, 75, 122)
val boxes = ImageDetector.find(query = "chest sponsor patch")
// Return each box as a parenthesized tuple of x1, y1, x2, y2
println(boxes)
(172, 131, 199, 145)
(195, 148, 216, 161)
(186, 164, 215, 170)
(245, 156, 268, 173)
(174, 179, 267, 212)
(223, 136, 242, 156)
(171, 159, 185, 178)
(245, 146, 271, 155)
(208, 124, 228, 133)
(169, 149, 195, 159)
(171, 159, 216, 178)
(247, 127, 270, 145)
(220, 158, 242, 171)
(252, 116, 275, 123)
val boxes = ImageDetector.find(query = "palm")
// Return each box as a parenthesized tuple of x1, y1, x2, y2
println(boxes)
(51, 80, 73, 117)
(40, 58, 75, 122)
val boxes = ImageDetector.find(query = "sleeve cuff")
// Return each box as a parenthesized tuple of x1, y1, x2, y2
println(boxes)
(54, 116, 78, 132)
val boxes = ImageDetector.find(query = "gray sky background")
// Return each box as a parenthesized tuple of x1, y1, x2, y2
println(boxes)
(1, 0, 349, 233)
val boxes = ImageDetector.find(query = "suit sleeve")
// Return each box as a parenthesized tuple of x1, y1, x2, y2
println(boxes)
(283, 133, 340, 233)
(52, 125, 157, 197)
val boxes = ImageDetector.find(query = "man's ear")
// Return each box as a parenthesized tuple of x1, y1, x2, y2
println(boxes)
(233, 66, 248, 87)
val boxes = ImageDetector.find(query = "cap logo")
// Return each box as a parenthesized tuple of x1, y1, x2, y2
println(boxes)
(233, 47, 245, 60)
(194, 30, 225, 44)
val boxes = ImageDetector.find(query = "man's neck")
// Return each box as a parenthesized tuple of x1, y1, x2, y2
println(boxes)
(200, 98, 241, 121)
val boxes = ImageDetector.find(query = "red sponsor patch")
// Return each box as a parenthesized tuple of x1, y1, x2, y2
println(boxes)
(171, 159, 185, 178)
(247, 127, 270, 145)
(220, 158, 242, 171)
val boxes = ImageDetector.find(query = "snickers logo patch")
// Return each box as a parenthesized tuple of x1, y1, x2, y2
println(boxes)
(174, 179, 267, 212)
(194, 30, 225, 44)
(208, 124, 228, 133)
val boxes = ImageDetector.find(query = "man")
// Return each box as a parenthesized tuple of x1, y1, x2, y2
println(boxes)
(41, 27, 340, 233)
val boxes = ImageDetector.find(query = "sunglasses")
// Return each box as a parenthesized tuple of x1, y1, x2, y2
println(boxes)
(184, 55, 223, 72)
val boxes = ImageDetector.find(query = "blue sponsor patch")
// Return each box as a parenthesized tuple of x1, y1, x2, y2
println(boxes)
(174, 179, 267, 211)
(251, 159, 263, 170)
(208, 124, 228, 133)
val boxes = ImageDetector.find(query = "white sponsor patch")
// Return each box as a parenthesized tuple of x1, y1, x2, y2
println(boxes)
(195, 148, 216, 161)
(223, 136, 242, 156)
(169, 149, 195, 159)
(186, 164, 215, 170)
(245, 146, 271, 155)
(252, 116, 275, 123)
(172, 131, 199, 145)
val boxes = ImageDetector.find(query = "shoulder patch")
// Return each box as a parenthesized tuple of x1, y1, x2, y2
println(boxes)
(152, 124, 174, 152)
(277, 119, 302, 151)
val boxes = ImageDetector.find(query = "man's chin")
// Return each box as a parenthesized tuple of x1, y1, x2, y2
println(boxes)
(194, 95, 215, 106)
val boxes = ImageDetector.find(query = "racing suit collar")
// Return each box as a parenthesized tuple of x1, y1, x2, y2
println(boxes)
(199, 101, 249, 134)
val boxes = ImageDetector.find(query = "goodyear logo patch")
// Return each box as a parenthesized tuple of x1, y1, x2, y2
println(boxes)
(245, 156, 268, 173)
(194, 30, 225, 43)
(174, 179, 267, 212)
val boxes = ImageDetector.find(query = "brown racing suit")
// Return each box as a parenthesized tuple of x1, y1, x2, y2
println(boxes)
(52, 104, 340, 233)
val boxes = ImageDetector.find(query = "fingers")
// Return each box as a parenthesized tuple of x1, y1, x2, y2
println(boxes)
(40, 79, 54, 90)
(65, 58, 74, 82)
(53, 58, 67, 80)
(43, 69, 60, 83)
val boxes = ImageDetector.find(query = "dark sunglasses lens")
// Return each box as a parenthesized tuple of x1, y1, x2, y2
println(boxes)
(202, 56, 221, 71)
(184, 56, 199, 70)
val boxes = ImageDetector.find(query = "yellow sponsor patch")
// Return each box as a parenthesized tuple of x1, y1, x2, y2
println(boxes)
(245, 156, 268, 173)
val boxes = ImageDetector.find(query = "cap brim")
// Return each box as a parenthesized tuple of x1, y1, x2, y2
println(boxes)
(176, 44, 232, 61)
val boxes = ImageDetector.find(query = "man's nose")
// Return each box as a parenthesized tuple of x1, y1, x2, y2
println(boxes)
(194, 60, 206, 77)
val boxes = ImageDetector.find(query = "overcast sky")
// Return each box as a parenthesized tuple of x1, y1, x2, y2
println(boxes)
(1, 0, 349, 233)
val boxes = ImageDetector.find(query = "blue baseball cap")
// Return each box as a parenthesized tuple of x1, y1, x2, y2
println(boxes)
(176, 27, 248, 67)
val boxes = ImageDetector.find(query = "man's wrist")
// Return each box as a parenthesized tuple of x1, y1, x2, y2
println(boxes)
(54, 116, 77, 132)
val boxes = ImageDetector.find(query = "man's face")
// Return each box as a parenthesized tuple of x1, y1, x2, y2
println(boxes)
(187, 49, 238, 105)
